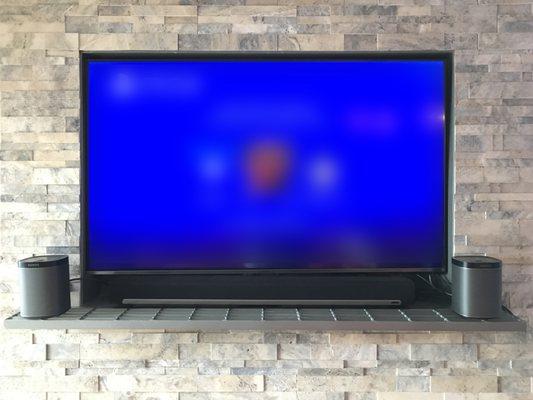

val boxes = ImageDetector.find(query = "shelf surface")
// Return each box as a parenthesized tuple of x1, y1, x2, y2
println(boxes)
(4, 306, 526, 331)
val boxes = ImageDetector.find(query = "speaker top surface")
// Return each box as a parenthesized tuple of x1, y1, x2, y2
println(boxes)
(452, 255, 501, 269)
(19, 255, 68, 268)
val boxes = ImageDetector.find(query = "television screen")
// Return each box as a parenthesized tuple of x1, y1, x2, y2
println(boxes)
(83, 53, 450, 273)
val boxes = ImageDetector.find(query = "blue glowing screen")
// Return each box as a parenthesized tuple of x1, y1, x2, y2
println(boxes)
(86, 58, 446, 271)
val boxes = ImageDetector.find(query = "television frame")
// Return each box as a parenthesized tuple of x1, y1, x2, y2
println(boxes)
(80, 51, 454, 282)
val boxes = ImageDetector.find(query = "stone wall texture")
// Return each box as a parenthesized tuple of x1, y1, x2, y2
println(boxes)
(1, 0, 533, 398)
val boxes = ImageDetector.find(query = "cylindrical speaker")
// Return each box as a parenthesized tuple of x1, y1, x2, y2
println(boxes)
(18, 255, 71, 319)
(452, 255, 502, 318)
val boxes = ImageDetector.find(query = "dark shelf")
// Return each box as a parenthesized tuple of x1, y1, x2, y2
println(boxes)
(4, 306, 525, 331)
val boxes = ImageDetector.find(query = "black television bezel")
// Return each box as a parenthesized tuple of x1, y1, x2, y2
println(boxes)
(80, 51, 454, 280)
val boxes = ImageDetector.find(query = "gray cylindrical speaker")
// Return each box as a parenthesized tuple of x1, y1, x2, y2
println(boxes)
(18, 255, 71, 319)
(452, 255, 502, 318)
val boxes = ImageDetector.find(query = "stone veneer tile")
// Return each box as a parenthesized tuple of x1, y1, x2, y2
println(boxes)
(132, 332, 198, 344)
(478, 344, 533, 360)
(477, 395, 533, 400)
(296, 333, 329, 344)
(378, 344, 410, 361)
(330, 333, 397, 344)
(430, 375, 498, 393)
(0, 331, 32, 346)
(278, 344, 311, 360)
(0, 344, 46, 361)
(378, 33, 445, 50)
(80, 343, 179, 361)
(0, 376, 98, 392)
(277, 34, 344, 50)
(396, 376, 430, 392)
(98, 330, 132, 344)
(498, 376, 532, 393)
(80, 33, 178, 50)
(211, 344, 277, 360)
(79, 394, 116, 400)
(100, 375, 197, 392)
(32, 168, 79, 185)
(411, 344, 478, 362)
(46, 343, 80, 361)
(376, 394, 442, 400)
(479, 33, 533, 50)
(180, 394, 296, 400)
(0, 394, 46, 400)
(311, 344, 377, 360)
(179, 343, 213, 360)
(197, 375, 265, 392)
(344, 34, 377, 50)
(296, 375, 396, 392)
(199, 332, 263, 343)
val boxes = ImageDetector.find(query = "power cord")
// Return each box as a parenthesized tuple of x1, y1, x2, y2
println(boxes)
(416, 273, 452, 297)
(69, 276, 110, 286)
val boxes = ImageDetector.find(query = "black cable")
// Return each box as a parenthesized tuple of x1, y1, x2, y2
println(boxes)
(416, 274, 451, 297)
(69, 276, 110, 286)
(433, 274, 452, 292)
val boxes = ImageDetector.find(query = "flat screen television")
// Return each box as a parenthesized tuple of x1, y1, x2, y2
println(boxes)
(80, 52, 453, 304)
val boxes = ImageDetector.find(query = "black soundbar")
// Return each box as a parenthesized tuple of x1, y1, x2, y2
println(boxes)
(84, 274, 416, 307)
